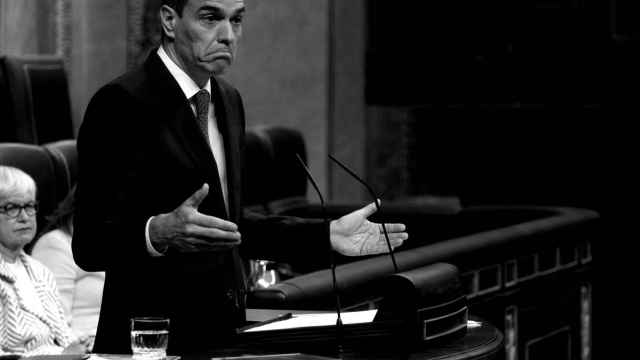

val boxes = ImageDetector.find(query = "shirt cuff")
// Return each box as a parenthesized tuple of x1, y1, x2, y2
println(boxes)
(145, 216, 165, 257)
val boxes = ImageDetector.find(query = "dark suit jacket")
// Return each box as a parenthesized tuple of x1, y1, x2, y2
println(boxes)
(73, 51, 329, 354)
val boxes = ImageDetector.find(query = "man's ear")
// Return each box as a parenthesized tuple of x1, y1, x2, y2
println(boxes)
(159, 5, 178, 40)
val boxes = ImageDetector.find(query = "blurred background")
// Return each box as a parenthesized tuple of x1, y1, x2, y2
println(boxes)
(1, 0, 628, 215)
(1, 0, 630, 357)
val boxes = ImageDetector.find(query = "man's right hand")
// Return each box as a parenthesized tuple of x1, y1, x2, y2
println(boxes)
(149, 183, 241, 252)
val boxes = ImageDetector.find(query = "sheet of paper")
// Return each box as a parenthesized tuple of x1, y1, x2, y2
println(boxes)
(243, 309, 377, 332)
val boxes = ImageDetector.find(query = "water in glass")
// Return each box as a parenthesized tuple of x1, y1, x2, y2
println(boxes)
(130, 317, 169, 359)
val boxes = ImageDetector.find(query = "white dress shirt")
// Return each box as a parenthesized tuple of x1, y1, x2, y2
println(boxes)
(145, 46, 229, 256)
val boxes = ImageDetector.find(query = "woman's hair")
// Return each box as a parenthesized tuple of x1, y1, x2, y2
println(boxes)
(40, 185, 76, 237)
(0, 166, 36, 199)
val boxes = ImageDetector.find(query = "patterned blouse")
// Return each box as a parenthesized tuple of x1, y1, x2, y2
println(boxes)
(0, 251, 75, 355)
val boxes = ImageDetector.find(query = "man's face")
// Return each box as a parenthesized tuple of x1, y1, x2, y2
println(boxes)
(0, 191, 37, 255)
(173, 0, 245, 77)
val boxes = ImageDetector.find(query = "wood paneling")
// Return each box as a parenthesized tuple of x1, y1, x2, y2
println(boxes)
(224, 0, 329, 196)
(67, 0, 128, 133)
(0, 0, 58, 55)
(328, 0, 367, 202)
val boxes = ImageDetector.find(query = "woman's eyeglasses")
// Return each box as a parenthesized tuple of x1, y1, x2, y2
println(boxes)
(0, 202, 38, 218)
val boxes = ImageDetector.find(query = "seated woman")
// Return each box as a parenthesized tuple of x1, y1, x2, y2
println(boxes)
(0, 166, 89, 355)
(31, 186, 105, 341)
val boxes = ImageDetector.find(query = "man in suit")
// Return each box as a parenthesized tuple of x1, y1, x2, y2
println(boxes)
(73, 0, 408, 354)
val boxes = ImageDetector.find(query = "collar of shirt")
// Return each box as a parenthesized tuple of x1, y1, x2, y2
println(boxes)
(157, 46, 212, 100)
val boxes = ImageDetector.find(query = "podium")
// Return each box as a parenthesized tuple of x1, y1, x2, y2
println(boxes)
(225, 263, 503, 359)
(207, 317, 502, 359)
(8, 263, 503, 360)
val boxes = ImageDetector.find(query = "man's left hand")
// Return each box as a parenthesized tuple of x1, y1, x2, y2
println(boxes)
(330, 200, 408, 256)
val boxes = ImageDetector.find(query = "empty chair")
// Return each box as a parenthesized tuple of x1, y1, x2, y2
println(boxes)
(259, 126, 309, 213)
(0, 55, 74, 144)
(242, 126, 313, 280)
(242, 128, 276, 213)
(43, 139, 78, 192)
(242, 126, 309, 215)
(243, 125, 461, 255)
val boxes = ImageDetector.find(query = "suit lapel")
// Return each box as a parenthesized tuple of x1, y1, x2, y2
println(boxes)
(143, 52, 228, 219)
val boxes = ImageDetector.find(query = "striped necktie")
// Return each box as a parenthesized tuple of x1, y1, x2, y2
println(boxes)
(192, 89, 210, 143)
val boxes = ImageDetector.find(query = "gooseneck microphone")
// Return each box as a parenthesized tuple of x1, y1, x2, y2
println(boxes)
(328, 154, 399, 273)
(295, 154, 344, 355)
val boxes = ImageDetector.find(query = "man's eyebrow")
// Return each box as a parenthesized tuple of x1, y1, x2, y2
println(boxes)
(199, 5, 224, 15)
(199, 6, 245, 16)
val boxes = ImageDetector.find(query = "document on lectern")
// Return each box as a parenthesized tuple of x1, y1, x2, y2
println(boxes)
(240, 309, 378, 333)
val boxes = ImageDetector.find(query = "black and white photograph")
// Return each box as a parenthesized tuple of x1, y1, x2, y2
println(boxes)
(0, 0, 620, 359)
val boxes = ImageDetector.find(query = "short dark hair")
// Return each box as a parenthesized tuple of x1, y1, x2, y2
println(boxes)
(27, 185, 76, 254)
(40, 185, 76, 237)
(160, 0, 187, 43)
(162, 0, 187, 16)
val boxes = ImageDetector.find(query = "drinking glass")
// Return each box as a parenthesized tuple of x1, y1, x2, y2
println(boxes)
(248, 259, 279, 290)
(130, 317, 169, 359)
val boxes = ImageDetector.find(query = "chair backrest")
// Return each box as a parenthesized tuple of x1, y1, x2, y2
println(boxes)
(43, 139, 78, 192)
(243, 126, 309, 214)
(0, 55, 74, 144)
(262, 126, 308, 203)
(242, 128, 276, 212)
(0, 143, 68, 241)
